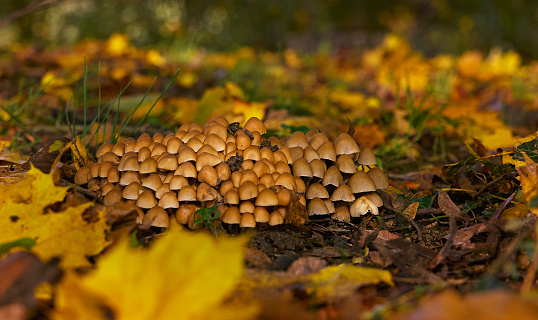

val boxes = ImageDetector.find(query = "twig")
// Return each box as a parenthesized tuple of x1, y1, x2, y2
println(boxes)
(428, 216, 457, 269)
(474, 171, 518, 199)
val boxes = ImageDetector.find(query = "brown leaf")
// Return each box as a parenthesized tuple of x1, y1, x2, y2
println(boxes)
(437, 190, 462, 218)
(285, 193, 308, 226)
(473, 138, 487, 157)
(402, 202, 419, 219)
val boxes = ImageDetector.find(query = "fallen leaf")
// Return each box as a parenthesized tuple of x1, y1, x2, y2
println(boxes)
(53, 229, 259, 320)
(437, 190, 463, 218)
(0, 166, 110, 268)
(305, 264, 393, 300)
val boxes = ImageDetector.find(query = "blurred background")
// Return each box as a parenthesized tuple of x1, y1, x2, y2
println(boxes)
(2, 0, 538, 60)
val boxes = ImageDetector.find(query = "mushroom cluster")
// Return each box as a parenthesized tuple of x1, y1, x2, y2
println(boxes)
(73, 117, 389, 230)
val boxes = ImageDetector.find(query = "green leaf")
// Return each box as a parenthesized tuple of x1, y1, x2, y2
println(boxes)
(513, 138, 538, 162)
(0, 237, 36, 256)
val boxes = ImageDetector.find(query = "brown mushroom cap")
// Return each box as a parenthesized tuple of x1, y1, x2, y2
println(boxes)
(309, 159, 327, 180)
(330, 185, 355, 202)
(238, 181, 259, 200)
(141, 174, 163, 191)
(101, 151, 120, 165)
(306, 183, 330, 199)
(136, 190, 157, 209)
(157, 154, 179, 171)
(175, 162, 197, 179)
(222, 207, 241, 224)
(350, 196, 379, 217)
(244, 117, 267, 134)
(335, 154, 357, 174)
(277, 188, 292, 206)
(304, 146, 320, 162)
(255, 188, 279, 206)
(347, 171, 377, 194)
(322, 166, 343, 188)
(177, 185, 197, 202)
(175, 204, 197, 225)
(103, 188, 123, 206)
(204, 133, 226, 152)
(195, 153, 222, 171)
(292, 158, 313, 178)
(119, 171, 141, 186)
(268, 211, 284, 226)
(239, 200, 255, 213)
(253, 207, 270, 223)
(309, 132, 330, 150)
(197, 182, 218, 202)
(243, 146, 261, 162)
(224, 188, 240, 205)
(169, 175, 189, 190)
(121, 156, 140, 172)
(332, 206, 350, 221)
(240, 212, 256, 228)
(363, 192, 383, 207)
(286, 131, 309, 149)
(198, 165, 219, 186)
(307, 198, 329, 216)
(158, 191, 180, 209)
(275, 172, 297, 191)
(139, 157, 158, 174)
(334, 133, 360, 156)
(155, 183, 171, 199)
(236, 134, 251, 150)
(74, 166, 90, 185)
(316, 141, 337, 163)
(143, 206, 170, 228)
(367, 167, 390, 190)
(96, 143, 113, 158)
(294, 177, 306, 194)
(356, 146, 377, 166)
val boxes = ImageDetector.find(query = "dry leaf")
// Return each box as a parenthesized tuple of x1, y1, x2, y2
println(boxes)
(437, 190, 462, 218)
(53, 229, 259, 320)
(402, 202, 419, 219)
(0, 166, 110, 268)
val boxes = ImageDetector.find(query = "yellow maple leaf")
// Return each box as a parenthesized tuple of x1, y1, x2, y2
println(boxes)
(232, 100, 266, 126)
(306, 264, 393, 300)
(517, 153, 538, 215)
(0, 166, 110, 268)
(53, 229, 259, 320)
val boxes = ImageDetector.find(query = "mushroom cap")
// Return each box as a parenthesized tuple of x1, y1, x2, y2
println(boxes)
(219, 180, 235, 196)
(243, 146, 261, 162)
(151, 143, 167, 157)
(334, 133, 360, 156)
(169, 175, 189, 190)
(143, 206, 170, 228)
(205, 123, 228, 141)
(303, 146, 320, 162)
(277, 188, 292, 206)
(138, 147, 152, 162)
(307, 198, 329, 216)
(317, 141, 337, 162)
(244, 117, 267, 134)
(222, 207, 241, 224)
(367, 167, 390, 190)
(119, 171, 141, 186)
(260, 147, 274, 162)
(330, 185, 355, 202)
(309, 132, 330, 150)
(136, 190, 157, 209)
(254, 207, 270, 223)
(103, 188, 123, 206)
(96, 143, 114, 158)
(121, 156, 140, 172)
(197, 182, 218, 202)
(158, 154, 179, 171)
(286, 131, 309, 149)
(98, 161, 114, 178)
(236, 134, 251, 150)
(204, 133, 226, 152)
(240, 170, 259, 185)
(158, 191, 180, 209)
(294, 177, 306, 193)
(289, 147, 304, 162)
(139, 157, 158, 174)
(175, 162, 197, 178)
(240, 212, 256, 228)
(175, 204, 197, 225)
(350, 196, 379, 217)
(177, 145, 197, 164)
(324, 199, 335, 214)
(275, 172, 297, 191)
(309, 159, 327, 179)
(306, 183, 330, 199)
(224, 188, 240, 205)
(238, 181, 259, 200)
(255, 188, 279, 206)
(166, 137, 183, 154)
(363, 191, 383, 207)
(239, 200, 255, 213)
(155, 183, 171, 199)
(347, 171, 377, 194)
(322, 166, 343, 188)
(259, 173, 275, 188)
(335, 154, 357, 174)
(74, 166, 90, 185)
(198, 165, 219, 186)
(332, 206, 350, 221)
(101, 151, 120, 164)
(274, 161, 292, 174)
(268, 211, 284, 226)
(252, 161, 270, 177)
(292, 158, 313, 178)
(141, 173, 163, 191)
(195, 152, 221, 171)
(177, 185, 197, 201)
(122, 181, 140, 200)
(107, 167, 120, 183)
(356, 146, 377, 166)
